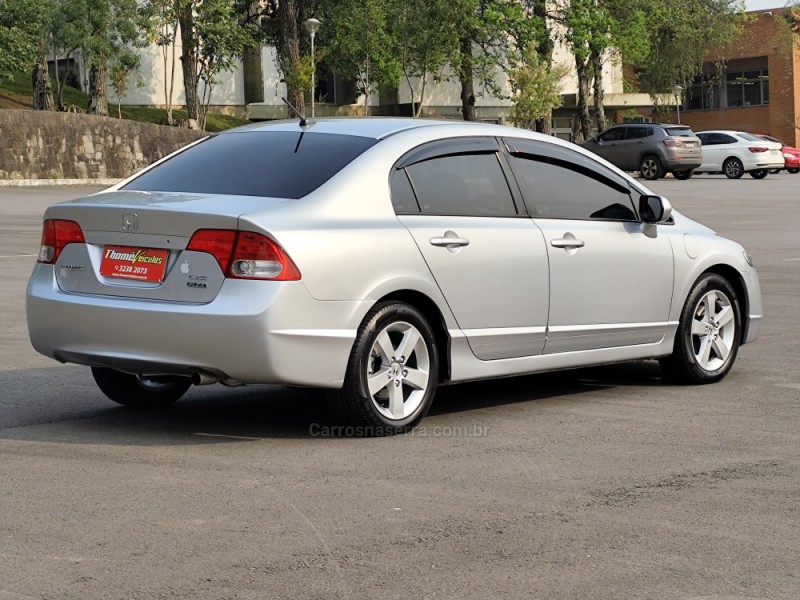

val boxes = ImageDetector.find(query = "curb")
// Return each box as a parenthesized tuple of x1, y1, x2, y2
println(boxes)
(0, 179, 122, 188)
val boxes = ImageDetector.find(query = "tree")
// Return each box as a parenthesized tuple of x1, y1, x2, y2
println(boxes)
(317, 0, 401, 116)
(635, 0, 746, 98)
(508, 46, 568, 129)
(141, 0, 180, 124)
(176, 0, 258, 129)
(0, 0, 38, 81)
(451, 0, 539, 122)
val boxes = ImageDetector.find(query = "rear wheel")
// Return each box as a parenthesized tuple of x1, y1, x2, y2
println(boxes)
(92, 367, 191, 408)
(639, 155, 665, 181)
(660, 274, 741, 384)
(673, 170, 693, 180)
(330, 302, 438, 435)
(749, 169, 768, 179)
(768, 168, 781, 174)
(723, 158, 744, 179)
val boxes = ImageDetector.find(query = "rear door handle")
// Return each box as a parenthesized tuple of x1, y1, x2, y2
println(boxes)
(429, 231, 469, 248)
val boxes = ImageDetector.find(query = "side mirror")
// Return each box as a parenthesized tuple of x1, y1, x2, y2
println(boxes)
(639, 195, 672, 223)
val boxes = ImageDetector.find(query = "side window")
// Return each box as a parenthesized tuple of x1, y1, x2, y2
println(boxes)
(390, 169, 419, 213)
(719, 134, 737, 144)
(598, 128, 625, 142)
(697, 133, 710, 144)
(510, 155, 636, 221)
(625, 127, 650, 140)
(405, 154, 516, 217)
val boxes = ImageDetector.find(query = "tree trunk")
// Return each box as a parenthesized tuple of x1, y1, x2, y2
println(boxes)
(89, 62, 109, 116)
(32, 55, 54, 111)
(459, 37, 476, 122)
(574, 55, 592, 143)
(178, 4, 200, 127)
(591, 49, 606, 133)
(276, 0, 305, 117)
(533, 1, 553, 135)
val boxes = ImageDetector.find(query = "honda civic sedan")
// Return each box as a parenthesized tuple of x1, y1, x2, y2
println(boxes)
(27, 118, 763, 434)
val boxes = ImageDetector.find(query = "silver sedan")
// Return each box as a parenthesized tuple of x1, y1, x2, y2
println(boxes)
(26, 118, 763, 434)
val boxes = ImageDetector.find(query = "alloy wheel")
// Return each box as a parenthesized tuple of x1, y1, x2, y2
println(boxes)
(690, 290, 737, 372)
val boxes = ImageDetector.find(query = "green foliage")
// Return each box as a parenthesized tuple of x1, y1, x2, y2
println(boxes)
(635, 0, 748, 94)
(508, 47, 568, 128)
(0, 0, 55, 79)
(318, 0, 402, 110)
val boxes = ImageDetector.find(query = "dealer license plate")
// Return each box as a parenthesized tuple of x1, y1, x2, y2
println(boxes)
(99, 246, 169, 282)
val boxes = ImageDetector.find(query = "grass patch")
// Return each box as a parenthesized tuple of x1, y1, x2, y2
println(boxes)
(1, 72, 249, 132)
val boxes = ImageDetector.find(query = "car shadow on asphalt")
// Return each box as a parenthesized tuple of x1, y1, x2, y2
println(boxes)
(0, 361, 667, 445)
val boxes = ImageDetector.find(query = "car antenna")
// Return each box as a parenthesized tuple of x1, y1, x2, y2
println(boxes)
(281, 97, 312, 127)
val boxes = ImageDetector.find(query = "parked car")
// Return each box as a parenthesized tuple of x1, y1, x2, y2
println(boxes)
(754, 134, 800, 174)
(26, 119, 762, 435)
(695, 130, 784, 179)
(581, 123, 702, 180)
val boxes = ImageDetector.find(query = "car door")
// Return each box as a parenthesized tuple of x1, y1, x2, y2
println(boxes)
(503, 138, 674, 353)
(587, 127, 626, 165)
(392, 138, 550, 360)
(697, 133, 729, 171)
(614, 125, 652, 171)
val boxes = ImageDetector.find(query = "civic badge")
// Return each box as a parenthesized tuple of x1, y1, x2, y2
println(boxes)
(122, 213, 138, 231)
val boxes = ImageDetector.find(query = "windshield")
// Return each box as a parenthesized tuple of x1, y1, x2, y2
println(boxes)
(123, 131, 378, 199)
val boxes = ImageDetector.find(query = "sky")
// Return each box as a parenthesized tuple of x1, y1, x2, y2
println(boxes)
(744, 0, 790, 9)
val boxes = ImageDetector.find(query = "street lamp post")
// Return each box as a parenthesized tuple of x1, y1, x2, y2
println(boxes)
(304, 18, 321, 118)
(672, 84, 684, 124)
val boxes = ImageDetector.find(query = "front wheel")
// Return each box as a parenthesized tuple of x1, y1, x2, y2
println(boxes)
(330, 302, 439, 435)
(723, 158, 744, 179)
(639, 155, 665, 180)
(788, 168, 800, 174)
(673, 170, 693, 180)
(92, 367, 191, 408)
(660, 274, 741, 384)
(768, 168, 781, 174)
(749, 169, 768, 179)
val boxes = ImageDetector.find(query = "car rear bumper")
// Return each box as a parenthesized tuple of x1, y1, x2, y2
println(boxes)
(26, 264, 367, 387)
(663, 154, 703, 171)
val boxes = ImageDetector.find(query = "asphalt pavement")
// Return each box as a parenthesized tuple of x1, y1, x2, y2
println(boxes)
(0, 176, 798, 599)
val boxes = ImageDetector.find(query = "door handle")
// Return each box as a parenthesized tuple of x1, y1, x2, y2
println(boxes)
(430, 236, 470, 248)
(550, 238, 585, 249)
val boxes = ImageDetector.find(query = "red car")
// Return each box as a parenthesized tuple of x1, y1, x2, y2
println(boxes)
(756, 134, 800, 174)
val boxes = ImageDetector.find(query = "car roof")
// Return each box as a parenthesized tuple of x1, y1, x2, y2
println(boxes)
(221, 117, 504, 141)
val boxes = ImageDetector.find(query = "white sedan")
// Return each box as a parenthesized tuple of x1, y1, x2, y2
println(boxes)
(695, 130, 784, 179)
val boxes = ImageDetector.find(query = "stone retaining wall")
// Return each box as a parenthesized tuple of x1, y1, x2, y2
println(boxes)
(0, 110, 207, 180)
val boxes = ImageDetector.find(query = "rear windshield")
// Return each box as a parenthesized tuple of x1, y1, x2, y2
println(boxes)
(664, 127, 696, 137)
(738, 132, 766, 142)
(123, 131, 378, 199)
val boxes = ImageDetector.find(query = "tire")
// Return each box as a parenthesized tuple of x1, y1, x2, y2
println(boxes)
(723, 157, 744, 179)
(768, 168, 780, 174)
(91, 367, 191, 408)
(639, 155, 665, 181)
(660, 274, 741, 384)
(329, 302, 439, 435)
(673, 170, 693, 180)
(749, 169, 768, 179)
(788, 168, 799, 174)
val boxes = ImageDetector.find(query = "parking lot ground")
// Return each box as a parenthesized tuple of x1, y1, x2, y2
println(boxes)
(1, 177, 798, 599)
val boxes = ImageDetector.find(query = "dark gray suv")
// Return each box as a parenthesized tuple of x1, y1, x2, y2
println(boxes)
(581, 123, 703, 180)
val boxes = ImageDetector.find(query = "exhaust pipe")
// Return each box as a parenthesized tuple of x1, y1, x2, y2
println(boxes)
(191, 370, 226, 386)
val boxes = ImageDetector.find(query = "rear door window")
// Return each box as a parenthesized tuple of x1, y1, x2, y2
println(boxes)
(404, 153, 517, 217)
(625, 126, 652, 140)
(123, 131, 378, 199)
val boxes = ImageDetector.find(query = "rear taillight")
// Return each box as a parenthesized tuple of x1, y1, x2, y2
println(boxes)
(38, 219, 85, 264)
(663, 139, 683, 147)
(748, 147, 768, 153)
(186, 229, 300, 281)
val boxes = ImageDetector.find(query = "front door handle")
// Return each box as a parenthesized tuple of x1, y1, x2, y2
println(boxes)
(550, 238, 585, 249)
